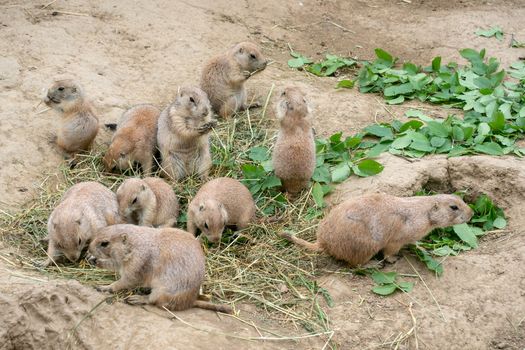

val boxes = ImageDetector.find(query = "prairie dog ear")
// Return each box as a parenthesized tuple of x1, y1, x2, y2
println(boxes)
(120, 233, 128, 244)
(238, 46, 244, 54)
(140, 184, 146, 191)
(199, 203, 205, 212)
(219, 204, 229, 223)
(104, 212, 117, 226)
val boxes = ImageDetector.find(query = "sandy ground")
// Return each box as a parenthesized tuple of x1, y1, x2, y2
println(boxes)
(1, 0, 524, 349)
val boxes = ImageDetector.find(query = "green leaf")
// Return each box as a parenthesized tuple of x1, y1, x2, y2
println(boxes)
(386, 95, 405, 105)
(489, 111, 505, 131)
(425, 121, 450, 137)
(336, 79, 354, 89)
(371, 271, 397, 284)
(372, 284, 397, 296)
(493, 216, 507, 229)
(405, 109, 432, 122)
(452, 126, 465, 141)
(430, 137, 447, 148)
(312, 165, 331, 184)
(432, 246, 457, 256)
(312, 182, 325, 207)
(331, 163, 351, 183)
(356, 159, 384, 177)
(473, 142, 504, 155)
(432, 56, 441, 72)
(364, 125, 393, 138)
(391, 135, 412, 149)
(399, 120, 424, 132)
(248, 146, 269, 161)
(384, 83, 414, 97)
(397, 281, 414, 293)
(262, 176, 281, 190)
(375, 48, 394, 64)
(288, 53, 312, 68)
(367, 142, 391, 158)
(475, 26, 504, 40)
(453, 223, 478, 248)
(477, 122, 491, 136)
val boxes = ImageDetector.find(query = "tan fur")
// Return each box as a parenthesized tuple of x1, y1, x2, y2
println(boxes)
(187, 177, 256, 244)
(43, 181, 120, 267)
(44, 79, 99, 154)
(272, 87, 316, 195)
(89, 224, 232, 313)
(157, 86, 216, 180)
(116, 177, 179, 228)
(279, 194, 474, 266)
(103, 104, 160, 174)
(201, 42, 268, 118)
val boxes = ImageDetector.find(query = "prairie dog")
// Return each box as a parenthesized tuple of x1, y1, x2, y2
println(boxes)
(89, 224, 232, 313)
(280, 194, 473, 266)
(116, 177, 179, 228)
(42, 181, 120, 267)
(187, 177, 255, 244)
(201, 42, 268, 118)
(157, 86, 216, 181)
(103, 104, 160, 174)
(272, 87, 315, 195)
(43, 79, 99, 154)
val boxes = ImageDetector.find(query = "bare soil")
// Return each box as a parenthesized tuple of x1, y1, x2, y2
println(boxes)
(1, 0, 524, 349)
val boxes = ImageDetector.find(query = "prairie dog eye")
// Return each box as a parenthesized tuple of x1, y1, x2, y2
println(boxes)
(204, 222, 209, 230)
(450, 205, 459, 211)
(189, 96, 195, 104)
(58, 86, 64, 91)
(100, 241, 109, 247)
(250, 53, 256, 59)
(132, 197, 138, 204)
(78, 237, 82, 245)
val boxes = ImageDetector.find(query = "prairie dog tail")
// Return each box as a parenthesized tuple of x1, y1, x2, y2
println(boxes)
(278, 231, 323, 252)
(193, 300, 233, 314)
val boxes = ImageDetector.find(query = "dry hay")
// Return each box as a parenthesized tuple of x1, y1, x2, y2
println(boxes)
(0, 88, 338, 335)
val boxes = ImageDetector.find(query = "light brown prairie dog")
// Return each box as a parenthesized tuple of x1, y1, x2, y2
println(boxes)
(157, 86, 216, 181)
(42, 181, 120, 267)
(280, 194, 473, 266)
(89, 224, 232, 313)
(116, 177, 179, 228)
(272, 87, 315, 195)
(103, 104, 160, 174)
(43, 79, 99, 155)
(187, 177, 256, 244)
(201, 42, 268, 118)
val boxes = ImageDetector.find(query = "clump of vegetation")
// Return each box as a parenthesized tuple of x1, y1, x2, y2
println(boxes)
(475, 26, 504, 40)
(410, 191, 507, 276)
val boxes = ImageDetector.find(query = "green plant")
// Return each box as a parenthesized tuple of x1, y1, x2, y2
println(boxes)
(362, 109, 525, 159)
(371, 271, 413, 296)
(511, 37, 525, 48)
(411, 192, 507, 275)
(475, 26, 504, 40)
(287, 51, 357, 79)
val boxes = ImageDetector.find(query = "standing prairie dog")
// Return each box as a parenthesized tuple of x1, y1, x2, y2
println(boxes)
(157, 86, 216, 181)
(272, 87, 316, 195)
(187, 177, 256, 244)
(103, 104, 160, 174)
(201, 42, 268, 118)
(42, 181, 120, 267)
(89, 224, 232, 313)
(43, 79, 99, 155)
(116, 177, 179, 228)
(280, 194, 473, 266)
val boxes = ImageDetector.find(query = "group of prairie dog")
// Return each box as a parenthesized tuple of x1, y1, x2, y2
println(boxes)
(41, 41, 475, 314)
